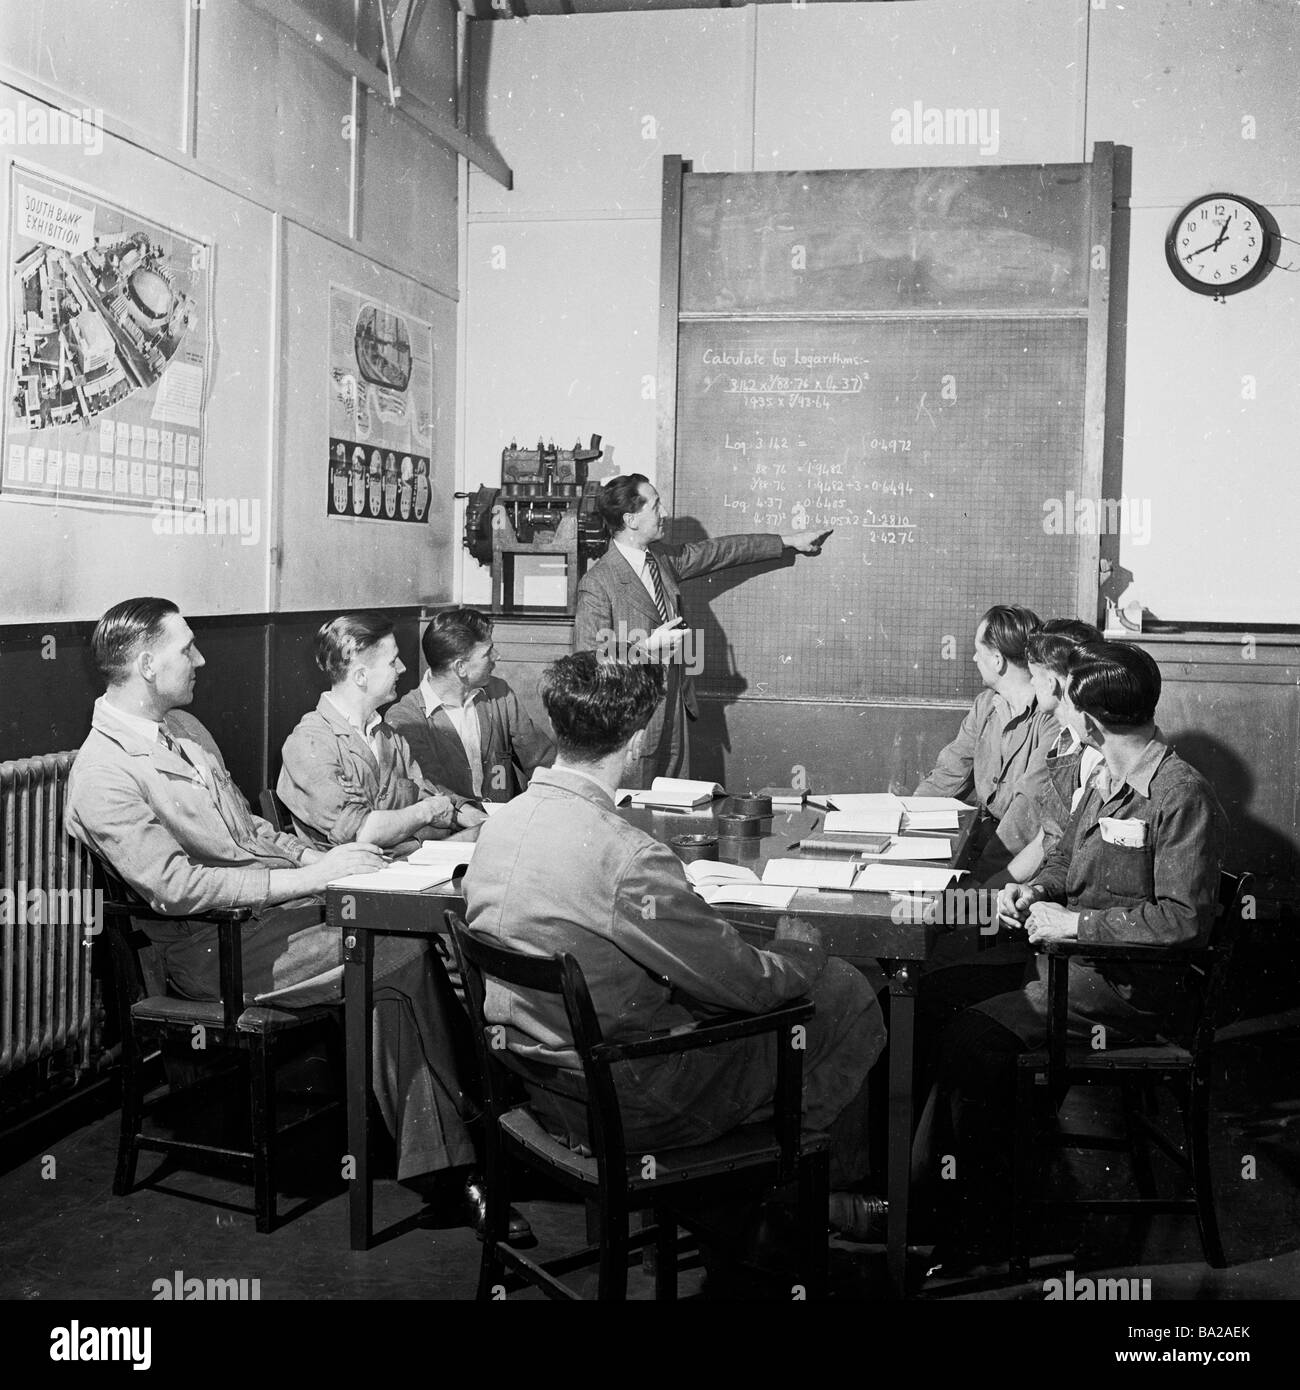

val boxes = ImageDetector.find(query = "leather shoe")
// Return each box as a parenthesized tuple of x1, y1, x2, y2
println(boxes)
(828, 1192, 888, 1243)
(464, 1173, 532, 1246)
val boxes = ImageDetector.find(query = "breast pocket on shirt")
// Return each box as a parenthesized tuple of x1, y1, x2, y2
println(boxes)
(1099, 842, 1154, 900)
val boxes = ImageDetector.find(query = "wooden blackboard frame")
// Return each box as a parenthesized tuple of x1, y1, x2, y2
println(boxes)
(656, 147, 1123, 706)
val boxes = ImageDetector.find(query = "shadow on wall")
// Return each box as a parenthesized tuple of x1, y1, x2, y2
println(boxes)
(1168, 731, 1299, 897)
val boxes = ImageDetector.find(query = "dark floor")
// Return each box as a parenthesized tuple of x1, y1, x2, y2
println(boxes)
(3, 1011, 1300, 1302)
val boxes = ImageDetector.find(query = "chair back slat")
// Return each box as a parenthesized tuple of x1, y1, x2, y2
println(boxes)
(446, 913, 629, 1185)
(1191, 870, 1252, 1056)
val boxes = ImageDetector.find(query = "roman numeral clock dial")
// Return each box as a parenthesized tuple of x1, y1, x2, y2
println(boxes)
(1166, 192, 1280, 298)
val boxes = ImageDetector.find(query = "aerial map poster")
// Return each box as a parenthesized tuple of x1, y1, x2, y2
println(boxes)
(2, 164, 212, 513)
(327, 283, 434, 525)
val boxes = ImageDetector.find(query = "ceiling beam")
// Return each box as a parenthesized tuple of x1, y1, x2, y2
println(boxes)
(244, 0, 512, 188)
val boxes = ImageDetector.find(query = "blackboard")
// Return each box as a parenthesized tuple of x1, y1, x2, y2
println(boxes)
(658, 155, 1114, 704)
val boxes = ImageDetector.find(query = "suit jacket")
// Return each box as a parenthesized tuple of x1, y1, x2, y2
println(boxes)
(386, 676, 554, 803)
(277, 695, 473, 854)
(572, 532, 785, 782)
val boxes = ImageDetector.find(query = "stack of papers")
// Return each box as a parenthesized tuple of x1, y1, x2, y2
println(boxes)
(760, 859, 859, 891)
(899, 796, 968, 831)
(852, 864, 966, 893)
(759, 786, 807, 808)
(409, 840, 478, 875)
(616, 777, 724, 810)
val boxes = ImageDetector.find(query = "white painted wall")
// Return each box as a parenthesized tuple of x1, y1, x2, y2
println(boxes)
(464, 0, 1300, 623)
(0, 0, 461, 623)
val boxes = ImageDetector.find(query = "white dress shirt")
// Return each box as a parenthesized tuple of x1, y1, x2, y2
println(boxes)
(613, 537, 663, 611)
(98, 698, 212, 788)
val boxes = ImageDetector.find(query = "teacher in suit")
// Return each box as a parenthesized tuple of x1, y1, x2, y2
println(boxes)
(572, 474, 830, 787)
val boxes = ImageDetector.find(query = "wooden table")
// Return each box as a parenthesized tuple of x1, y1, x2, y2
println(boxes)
(326, 802, 979, 1296)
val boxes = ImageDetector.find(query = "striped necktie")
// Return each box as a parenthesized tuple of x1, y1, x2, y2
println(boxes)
(644, 550, 671, 624)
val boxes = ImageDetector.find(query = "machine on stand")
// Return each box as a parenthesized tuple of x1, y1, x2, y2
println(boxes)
(460, 435, 609, 613)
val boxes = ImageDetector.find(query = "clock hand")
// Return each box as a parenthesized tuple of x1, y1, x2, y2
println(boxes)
(1210, 213, 1234, 251)
(1183, 236, 1224, 260)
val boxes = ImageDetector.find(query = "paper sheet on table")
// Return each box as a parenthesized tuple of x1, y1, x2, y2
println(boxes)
(807, 792, 904, 814)
(853, 864, 966, 892)
(822, 809, 903, 835)
(899, 797, 970, 812)
(761, 858, 859, 890)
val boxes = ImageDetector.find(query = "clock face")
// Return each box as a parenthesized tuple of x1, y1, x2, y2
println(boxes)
(1166, 193, 1277, 296)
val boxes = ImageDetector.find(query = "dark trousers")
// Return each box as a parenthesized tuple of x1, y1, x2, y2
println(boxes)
(912, 1007, 1029, 1252)
(151, 906, 478, 1181)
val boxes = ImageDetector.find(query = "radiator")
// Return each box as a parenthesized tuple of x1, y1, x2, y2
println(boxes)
(0, 753, 96, 1080)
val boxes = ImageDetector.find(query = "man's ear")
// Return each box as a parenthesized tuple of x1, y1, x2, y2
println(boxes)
(136, 647, 157, 685)
(627, 727, 647, 761)
(1081, 710, 1104, 745)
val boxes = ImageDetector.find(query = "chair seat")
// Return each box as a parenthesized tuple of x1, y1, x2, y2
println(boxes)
(130, 995, 332, 1033)
(500, 1104, 822, 1191)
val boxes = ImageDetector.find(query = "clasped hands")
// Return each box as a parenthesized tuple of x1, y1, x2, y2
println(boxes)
(996, 883, 1080, 943)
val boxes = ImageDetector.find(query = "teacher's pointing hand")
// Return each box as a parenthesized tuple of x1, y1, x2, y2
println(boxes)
(782, 528, 834, 556)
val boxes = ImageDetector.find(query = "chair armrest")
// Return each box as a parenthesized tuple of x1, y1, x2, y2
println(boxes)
(590, 999, 815, 1063)
(1039, 939, 1211, 967)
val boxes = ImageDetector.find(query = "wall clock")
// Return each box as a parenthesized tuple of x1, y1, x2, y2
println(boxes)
(1166, 192, 1279, 297)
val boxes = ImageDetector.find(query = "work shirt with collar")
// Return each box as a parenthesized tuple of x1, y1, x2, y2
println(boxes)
(418, 673, 485, 798)
(977, 726, 1105, 876)
(977, 734, 1227, 1045)
(277, 693, 469, 852)
(387, 674, 555, 804)
(320, 692, 382, 759)
(66, 698, 310, 917)
(914, 686, 1059, 821)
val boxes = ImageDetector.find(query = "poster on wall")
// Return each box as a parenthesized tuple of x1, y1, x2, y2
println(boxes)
(327, 283, 434, 525)
(1, 163, 212, 513)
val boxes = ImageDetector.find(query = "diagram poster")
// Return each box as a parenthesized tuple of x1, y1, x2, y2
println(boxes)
(2, 164, 212, 513)
(327, 283, 433, 525)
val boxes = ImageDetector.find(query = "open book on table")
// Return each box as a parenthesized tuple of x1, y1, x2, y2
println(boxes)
(615, 777, 724, 810)
(328, 838, 476, 891)
(684, 860, 796, 910)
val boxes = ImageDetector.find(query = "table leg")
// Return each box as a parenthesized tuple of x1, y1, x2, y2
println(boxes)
(343, 924, 375, 1252)
(887, 962, 917, 1297)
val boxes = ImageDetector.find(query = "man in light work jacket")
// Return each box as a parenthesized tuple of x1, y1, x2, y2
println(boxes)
(463, 653, 884, 1225)
(387, 607, 554, 803)
(573, 473, 831, 787)
(277, 612, 486, 854)
(65, 598, 477, 1186)
(914, 604, 1059, 836)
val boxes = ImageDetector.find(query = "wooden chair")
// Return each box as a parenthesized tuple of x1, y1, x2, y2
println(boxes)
(446, 912, 831, 1301)
(258, 788, 293, 835)
(95, 853, 342, 1233)
(1010, 871, 1252, 1273)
